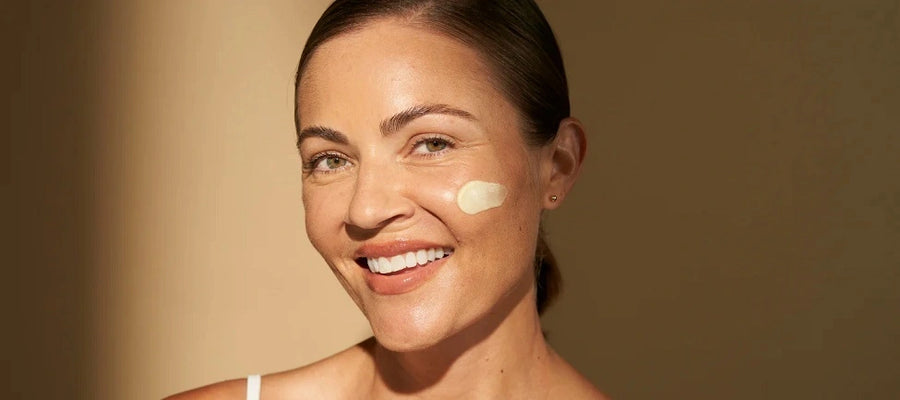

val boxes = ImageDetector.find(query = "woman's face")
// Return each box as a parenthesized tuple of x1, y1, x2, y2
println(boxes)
(297, 20, 551, 351)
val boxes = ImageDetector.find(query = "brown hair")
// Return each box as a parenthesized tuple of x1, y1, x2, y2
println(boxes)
(295, 0, 569, 314)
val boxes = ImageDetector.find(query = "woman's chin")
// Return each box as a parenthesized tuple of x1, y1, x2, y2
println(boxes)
(366, 311, 458, 353)
(370, 324, 446, 353)
(361, 291, 464, 352)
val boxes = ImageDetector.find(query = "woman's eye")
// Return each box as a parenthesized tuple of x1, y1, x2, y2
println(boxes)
(412, 137, 452, 155)
(310, 154, 349, 172)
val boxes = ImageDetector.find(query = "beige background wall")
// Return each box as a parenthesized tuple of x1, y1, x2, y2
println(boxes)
(5, 1, 898, 399)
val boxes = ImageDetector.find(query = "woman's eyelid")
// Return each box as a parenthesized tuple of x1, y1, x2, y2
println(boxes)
(300, 133, 358, 159)
(409, 133, 457, 154)
(304, 150, 338, 166)
(303, 132, 456, 168)
(305, 150, 353, 174)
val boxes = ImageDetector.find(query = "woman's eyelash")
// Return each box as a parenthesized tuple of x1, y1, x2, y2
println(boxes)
(411, 135, 456, 155)
(303, 136, 454, 173)
(303, 151, 345, 172)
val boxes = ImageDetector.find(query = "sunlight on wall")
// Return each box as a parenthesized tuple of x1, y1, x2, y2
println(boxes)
(89, 2, 369, 398)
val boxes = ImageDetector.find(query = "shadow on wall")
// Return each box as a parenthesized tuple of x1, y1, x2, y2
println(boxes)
(4, 2, 103, 400)
(537, 1, 900, 399)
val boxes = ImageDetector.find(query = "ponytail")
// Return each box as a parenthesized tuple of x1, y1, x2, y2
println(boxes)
(534, 231, 561, 315)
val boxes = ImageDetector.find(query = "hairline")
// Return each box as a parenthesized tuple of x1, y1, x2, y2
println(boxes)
(295, 16, 534, 143)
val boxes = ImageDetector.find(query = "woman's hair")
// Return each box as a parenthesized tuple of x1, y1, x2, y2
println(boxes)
(295, 0, 570, 314)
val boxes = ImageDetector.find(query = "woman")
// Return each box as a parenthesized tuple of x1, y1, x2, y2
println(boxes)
(169, 0, 602, 398)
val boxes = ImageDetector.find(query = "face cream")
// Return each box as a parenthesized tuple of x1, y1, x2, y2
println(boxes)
(456, 180, 508, 215)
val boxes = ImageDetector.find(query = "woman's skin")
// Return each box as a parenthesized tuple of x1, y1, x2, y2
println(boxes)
(167, 18, 603, 400)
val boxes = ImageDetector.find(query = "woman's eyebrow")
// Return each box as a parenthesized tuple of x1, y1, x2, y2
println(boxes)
(296, 125, 349, 148)
(297, 104, 475, 148)
(380, 104, 476, 136)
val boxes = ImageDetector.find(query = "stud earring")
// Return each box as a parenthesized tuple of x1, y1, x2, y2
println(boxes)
(550, 195, 558, 202)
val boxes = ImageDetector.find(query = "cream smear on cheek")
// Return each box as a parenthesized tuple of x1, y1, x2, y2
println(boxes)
(456, 180, 508, 215)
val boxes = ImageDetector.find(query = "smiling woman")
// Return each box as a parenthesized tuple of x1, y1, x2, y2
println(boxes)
(166, 0, 601, 398)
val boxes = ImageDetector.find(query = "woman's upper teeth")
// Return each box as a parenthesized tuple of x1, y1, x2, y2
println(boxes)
(366, 247, 450, 274)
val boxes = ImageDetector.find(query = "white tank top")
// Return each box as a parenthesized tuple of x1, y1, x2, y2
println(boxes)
(246, 374, 260, 400)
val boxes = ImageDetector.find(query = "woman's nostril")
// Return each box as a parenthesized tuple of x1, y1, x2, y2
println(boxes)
(346, 189, 415, 231)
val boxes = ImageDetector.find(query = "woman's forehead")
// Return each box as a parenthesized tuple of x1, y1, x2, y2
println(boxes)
(296, 19, 506, 126)
(303, 19, 490, 78)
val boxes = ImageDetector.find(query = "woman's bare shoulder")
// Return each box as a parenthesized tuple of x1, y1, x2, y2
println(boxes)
(545, 348, 611, 400)
(165, 338, 376, 400)
(163, 378, 246, 400)
(264, 337, 376, 398)
(548, 374, 611, 400)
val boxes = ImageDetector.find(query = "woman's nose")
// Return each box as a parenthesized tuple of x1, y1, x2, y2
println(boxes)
(345, 164, 414, 231)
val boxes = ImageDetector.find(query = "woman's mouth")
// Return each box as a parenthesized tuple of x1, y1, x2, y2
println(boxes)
(358, 247, 454, 275)
(354, 241, 455, 294)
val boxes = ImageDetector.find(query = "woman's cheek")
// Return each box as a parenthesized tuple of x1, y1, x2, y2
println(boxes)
(302, 183, 351, 244)
(402, 167, 462, 208)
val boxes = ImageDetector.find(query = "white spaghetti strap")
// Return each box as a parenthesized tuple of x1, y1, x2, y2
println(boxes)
(246, 374, 261, 400)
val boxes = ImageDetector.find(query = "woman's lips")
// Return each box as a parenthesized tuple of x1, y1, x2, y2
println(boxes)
(362, 254, 449, 295)
(354, 241, 453, 295)
(362, 247, 452, 274)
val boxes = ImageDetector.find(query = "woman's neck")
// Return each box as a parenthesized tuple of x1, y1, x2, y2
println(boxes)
(367, 287, 557, 399)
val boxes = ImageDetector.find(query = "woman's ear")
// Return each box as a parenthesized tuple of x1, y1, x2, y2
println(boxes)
(542, 117, 587, 209)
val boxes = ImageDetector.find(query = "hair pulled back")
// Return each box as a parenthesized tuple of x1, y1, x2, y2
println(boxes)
(295, 0, 569, 314)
